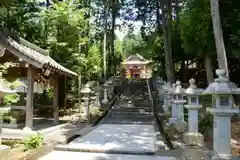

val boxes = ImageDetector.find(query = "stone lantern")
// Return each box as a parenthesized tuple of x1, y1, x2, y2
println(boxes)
(107, 79, 113, 99)
(203, 69, 240, 159)
(169, 83, 178, 124)
(172, 80, 187, 130)
(184, 78, 204, 146)
(102, 82, 108, 104)
(80, 84, 91, 120)
(116, 71, 121, 85)
(155, 77, 164, 94)
(94, 83, 101, 108)
(162, 82, 172, 113)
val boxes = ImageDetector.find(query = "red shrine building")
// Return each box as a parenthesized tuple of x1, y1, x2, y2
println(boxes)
(121, 54, 152, 79)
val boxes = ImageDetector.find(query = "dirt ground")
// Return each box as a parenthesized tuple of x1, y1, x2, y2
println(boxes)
(231, 121, 240, 156)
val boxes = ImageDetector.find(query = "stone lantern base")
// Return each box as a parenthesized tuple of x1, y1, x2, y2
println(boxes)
(0, 145, 10, 160)
(183, 132, 204, 146)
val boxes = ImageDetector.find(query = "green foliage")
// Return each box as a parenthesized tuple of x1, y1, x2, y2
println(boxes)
(180, 0, 215, 56)
(2, 110, 25, 123)
(3, 93, 20, 105)
(199, 113, 213, 135)
(24, 132, 44, 150)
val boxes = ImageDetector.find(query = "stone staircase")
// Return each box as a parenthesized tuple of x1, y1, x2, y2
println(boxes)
(106, 99, 154, 124)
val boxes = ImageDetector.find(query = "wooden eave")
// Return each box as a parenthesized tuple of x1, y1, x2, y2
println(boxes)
(0, 31, 77, 77)
(122, 53, 151, 65)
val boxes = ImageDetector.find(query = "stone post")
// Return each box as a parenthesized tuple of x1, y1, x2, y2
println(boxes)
(162, 82, 171, 113)
(172, 80, 187, 130)
(107, 79, 113, 99)
(169, 83, 178, 124)
(80, 84, 91, 121)
(102, 82, 108, 104)
(203, 69, 240, 159)
(94, 83, 101, 107)
(184, 78, 204, 146)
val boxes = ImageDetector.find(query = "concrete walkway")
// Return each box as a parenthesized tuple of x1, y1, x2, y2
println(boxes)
(39, 151, 177, 160)
(55, 124, 156, 154)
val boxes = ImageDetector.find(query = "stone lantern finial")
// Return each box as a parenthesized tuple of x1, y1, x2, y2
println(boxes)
(176, 79, 181, 86)
(189, 78, 196, 87)
(216, 68, 226, 78)
(81, 84, 91, 94)
(172, 83, 176, 88)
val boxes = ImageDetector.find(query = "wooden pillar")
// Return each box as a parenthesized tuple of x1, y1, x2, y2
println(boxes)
(53, 76, 59, 124)
(24, 67, 34, 131)
(58, 75, 66, 110)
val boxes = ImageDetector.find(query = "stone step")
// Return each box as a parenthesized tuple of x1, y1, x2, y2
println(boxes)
(108, 114, 153, 120)
(109, 111, 151, 117)
(102, 118, 153, 125)
(112, 107, 151, 112)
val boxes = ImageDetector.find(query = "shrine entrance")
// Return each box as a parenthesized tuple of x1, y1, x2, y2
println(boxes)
(121, 53, 152, 79)
(130, 65, 140, 78)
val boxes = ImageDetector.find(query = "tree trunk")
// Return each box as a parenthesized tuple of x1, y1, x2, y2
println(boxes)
(210, 0, 229, 77)
(110, 4, 117, 75)
(78, 73, 82, 103)
(103, 4, 108, 81)
(161, 0, 175, 83)
(205, 55, 214, 84)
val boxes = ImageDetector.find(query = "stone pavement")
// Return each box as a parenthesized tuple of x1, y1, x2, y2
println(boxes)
(55, 124, 156, 154)
(39, 151, 177, 160)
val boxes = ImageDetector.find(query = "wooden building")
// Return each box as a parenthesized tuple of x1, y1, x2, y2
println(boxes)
(121, 54, 152, 79)
(0, 30, 77, 131)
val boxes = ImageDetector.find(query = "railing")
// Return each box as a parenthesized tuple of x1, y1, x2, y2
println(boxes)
(146, 78, 174, 150)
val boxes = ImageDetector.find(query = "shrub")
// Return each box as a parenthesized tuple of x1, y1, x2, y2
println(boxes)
(24, 132, 44, 150)
(2, 110, 25, 123)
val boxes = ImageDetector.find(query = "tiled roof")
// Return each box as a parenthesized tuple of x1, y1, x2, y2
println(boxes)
(122, 53, 151, 65)
(0, 31, 77, 76)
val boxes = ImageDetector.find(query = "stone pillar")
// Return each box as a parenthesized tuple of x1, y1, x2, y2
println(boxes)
(102, 83, 108, 104)
(174, 80, 186, 122)
(163, 94, 168, 113)
(203, 69, 240, 159)
(174, 100, 186, 122)
(24, 67, 34, 131)
(172, 80, 187, 130)
(94, 83, 101, 107)
(169, 83, 177, 124)
(162, 82, 171, 114)
(53, 77, 59, 124)
(184, 78, 204, 146)
(107, 80, 113, 99)
(81, 84, 91, 121)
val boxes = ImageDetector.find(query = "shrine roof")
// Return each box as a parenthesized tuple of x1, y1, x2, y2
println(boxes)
(0, 31, 77, 76)
(122, 53, 151, 65)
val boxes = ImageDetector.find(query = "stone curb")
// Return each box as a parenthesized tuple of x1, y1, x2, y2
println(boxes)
(39, 123, 73, 135)
(1, 123, 72, 140)
(53, 145, 155, 156)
